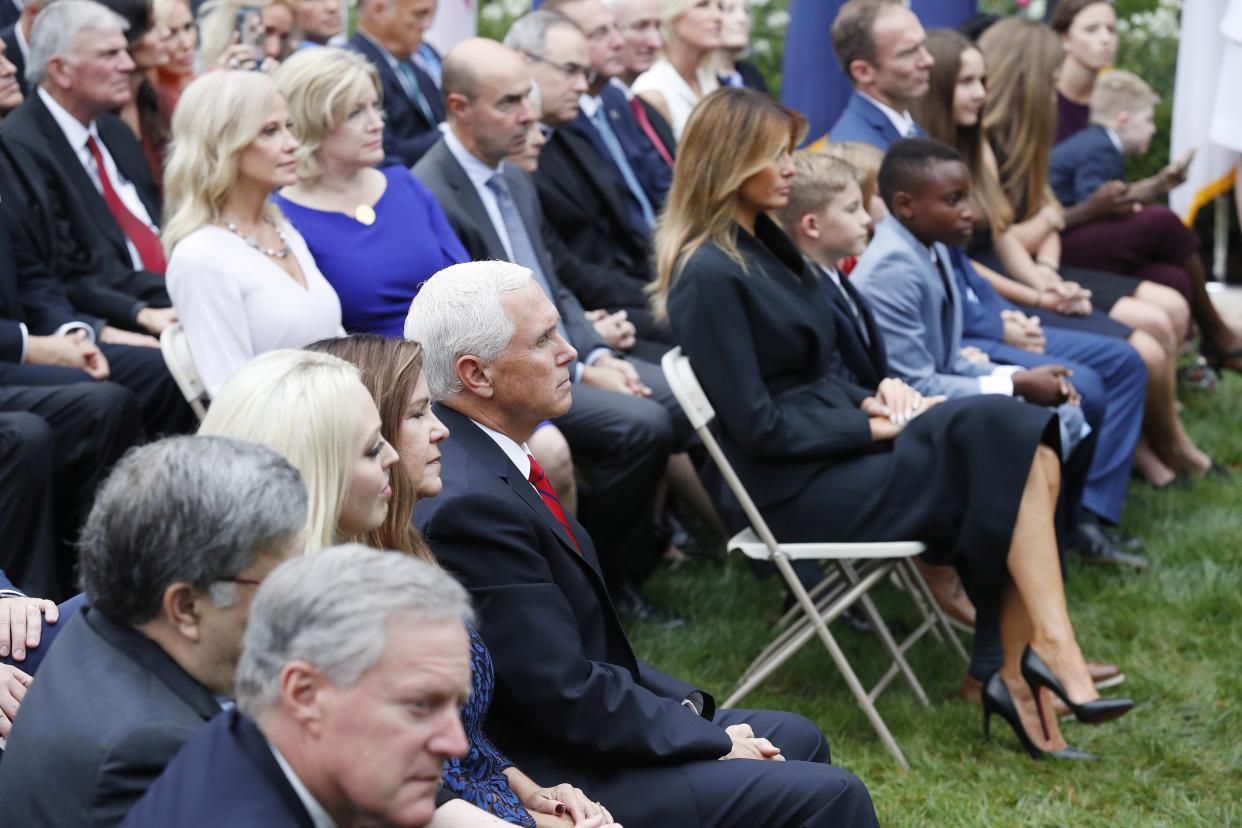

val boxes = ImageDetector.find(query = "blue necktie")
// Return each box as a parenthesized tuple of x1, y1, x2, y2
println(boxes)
(485, 172, 570, 344)
(589, 105, 657, 229)
(396, 61, 435, 124)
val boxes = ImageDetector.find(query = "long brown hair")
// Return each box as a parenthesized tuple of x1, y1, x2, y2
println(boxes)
(979, 18, 1062, 219)
(306, 335, 436, 564)
(912, 28, 1013, 233)
(650, 87, 807, 320)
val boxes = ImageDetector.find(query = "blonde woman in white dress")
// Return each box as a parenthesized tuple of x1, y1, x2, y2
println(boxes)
(631, 0, 724, 138)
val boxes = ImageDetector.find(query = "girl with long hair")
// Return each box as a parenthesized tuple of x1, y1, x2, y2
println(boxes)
(652, 87, 1132, 760)
(163, 70, 343, 399)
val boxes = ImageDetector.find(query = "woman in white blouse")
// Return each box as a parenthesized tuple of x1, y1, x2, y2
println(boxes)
(631, 0, 724, 139)
(162, 70, 344, 398)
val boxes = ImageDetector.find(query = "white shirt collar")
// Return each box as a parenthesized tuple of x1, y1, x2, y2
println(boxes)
(608, 76, 636, 100)
(470, 418, 533, 481)
(441, 126, 502, 191)
(858, 90, 916, 138)
(1103, 126, 1124, 154)
(355, 29, 400, 70)
(37, 86, 99, 151)
(15, 21, 29, 63)
(579, 92, 603, 119)
(269, 744, 338, 828)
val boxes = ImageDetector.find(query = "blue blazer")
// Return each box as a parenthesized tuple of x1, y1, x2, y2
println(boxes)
(950, 247, 1008, 343)
(347, 34, 445, 167)
(415, 405, 727, 826)
(827, 91, 926, 149)
(1049, 124, 1126, 207)
(600, 83, 673, 206)
(851, 217, 997, 399)
(120, 710, 313, 828)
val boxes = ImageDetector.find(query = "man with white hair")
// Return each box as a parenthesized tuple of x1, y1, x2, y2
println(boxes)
(4, 0, 175, 333)
(409, 261, 880, 828)
(0, 436, 307, 827)
(119, 545, 473, 828)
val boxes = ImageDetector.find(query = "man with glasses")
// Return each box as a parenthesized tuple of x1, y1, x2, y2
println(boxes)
(0, 436, 307, 827)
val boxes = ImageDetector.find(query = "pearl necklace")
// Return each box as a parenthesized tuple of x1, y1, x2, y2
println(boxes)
(224, 217, 291, 259)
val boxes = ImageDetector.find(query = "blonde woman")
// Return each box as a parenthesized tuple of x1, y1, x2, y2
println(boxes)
(273, 47, 469, 337)
(198, 349, 399, 551)
(163, 71, 343, 398)
(631, 0, 724, 138)
(198, 0, 297, 71)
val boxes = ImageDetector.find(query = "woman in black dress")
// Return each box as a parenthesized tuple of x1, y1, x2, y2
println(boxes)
(651, 88, 1133, 759)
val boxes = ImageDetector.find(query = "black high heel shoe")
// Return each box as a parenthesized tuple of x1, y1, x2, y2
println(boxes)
(1021, 646, 1134, 735)
(981, 672, 1095, 760)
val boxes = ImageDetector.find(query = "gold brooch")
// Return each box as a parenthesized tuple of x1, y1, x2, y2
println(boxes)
(354, 204, 377, 226)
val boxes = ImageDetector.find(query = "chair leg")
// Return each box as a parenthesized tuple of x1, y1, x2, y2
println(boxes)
(839, 561, 931, 708)
(903, 559, 969, 662)
(894, 562, 945, 645)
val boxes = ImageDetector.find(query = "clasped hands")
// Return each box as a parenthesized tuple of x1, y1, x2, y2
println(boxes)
(720, 722, 784, 761)
(523, 782, 621, 828)
(861, 377, 945, 437)
(1002, 309, 1046, 353)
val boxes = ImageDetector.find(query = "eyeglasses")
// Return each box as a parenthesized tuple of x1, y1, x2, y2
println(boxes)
(216, 575, 263, 587)
(523, 51, 592, 83)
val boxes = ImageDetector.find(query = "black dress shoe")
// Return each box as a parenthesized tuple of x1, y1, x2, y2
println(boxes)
(615, 583, 686, 628)
(1073, 517, 1149, 570)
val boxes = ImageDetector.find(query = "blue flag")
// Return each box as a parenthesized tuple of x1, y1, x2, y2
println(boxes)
(911, 0, 978, 30)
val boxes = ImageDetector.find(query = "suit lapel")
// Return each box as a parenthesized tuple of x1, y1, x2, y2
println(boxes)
(437, 145, 509, 259)
(98, 115, 161, 224)
(502, 165, 559, 284)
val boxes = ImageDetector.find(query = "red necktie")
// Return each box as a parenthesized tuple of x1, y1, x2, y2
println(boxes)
(628, 96, 675, 168)
(85, 135, 167, 274)
(527, 454, 581, 553)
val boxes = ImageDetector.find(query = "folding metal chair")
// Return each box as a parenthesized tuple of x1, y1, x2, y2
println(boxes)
(159, 322, 209, 421)
(660, 348, 968, 769)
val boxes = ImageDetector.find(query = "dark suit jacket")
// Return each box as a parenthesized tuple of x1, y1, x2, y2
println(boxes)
(818, 263, 889, 391)
(601, 83, 673, 206)
(414, 406, 729, 823)
(119, 710, 314, 828)
(827, 90, 926, 149)
(348, 33, 444, 167)
(733, 59, 770, 95)
(3, 95, 168, 325)
(0, 1, 17, 31)
(1049, 124, 1126, 207)
(533, 118, 654, 312)
(0, 24, 24, 98)
(411, 139, 607, 355)
(0, 607, 222, 827)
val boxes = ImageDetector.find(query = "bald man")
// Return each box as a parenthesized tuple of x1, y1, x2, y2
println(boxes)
(413, 38, 691, 622)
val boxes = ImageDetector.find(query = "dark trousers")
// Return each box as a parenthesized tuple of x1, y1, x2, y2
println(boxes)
(580, 707, 878, 827)
(0, 382, 141, 598)
(971, 325, 1147, 525)
(0, 343, 195, 438)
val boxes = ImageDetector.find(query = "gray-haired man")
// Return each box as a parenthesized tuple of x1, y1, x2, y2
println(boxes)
(0, 436, 307, 827)
(120, 545, 473, 828)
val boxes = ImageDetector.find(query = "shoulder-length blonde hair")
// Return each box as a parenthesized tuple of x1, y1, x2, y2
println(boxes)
(305, 335, 436, 565)
(913, 28, 1014, 233)
(275, 47, 382, 185)
(979, 18, 1062, 220)
(162, 70, 286, 253)
(650, 87, 806, 321)
(198, 349, 364, 553)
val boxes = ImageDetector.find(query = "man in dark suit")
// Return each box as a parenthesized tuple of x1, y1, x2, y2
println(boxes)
(120, 546, 476, 828)
(349, 0, 446, 166)
(413, 38, 694, 610)
(2, 0, 174, 336)
(408, 261, 878, 828)
(826, 0, 932, 148)
(0, 437, 307, 826)
(511, 4, 673, 345)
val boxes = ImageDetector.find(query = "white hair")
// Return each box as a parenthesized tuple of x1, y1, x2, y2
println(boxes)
(235, 544, 473, 714)
(405, 260, 533, 400)
(27, 0, 127, 87)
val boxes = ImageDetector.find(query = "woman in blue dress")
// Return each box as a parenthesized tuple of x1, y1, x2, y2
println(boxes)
(310, 334, 621, 828)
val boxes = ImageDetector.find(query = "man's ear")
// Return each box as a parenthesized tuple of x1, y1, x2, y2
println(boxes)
(279, 660, 329, 735)
(891, 190, 915, 220)
(445, 92, 470, 120)
(1113, 110, 1130, 132)
(847, 59, 876, 89)
(456, 354, 495, 399)
(798, 211, 820, 241)
(162, 582, 206, 643)
(44, 55, 74, 93)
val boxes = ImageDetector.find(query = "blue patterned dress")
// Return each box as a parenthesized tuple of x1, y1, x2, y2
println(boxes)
(440, 625, 536, 826)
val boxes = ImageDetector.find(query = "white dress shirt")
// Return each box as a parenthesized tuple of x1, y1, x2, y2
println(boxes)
(858, 91, 918, 138)
(166, 222, 345, 398)
(269, 744, 338, 828)
(37, 88, 160, 271)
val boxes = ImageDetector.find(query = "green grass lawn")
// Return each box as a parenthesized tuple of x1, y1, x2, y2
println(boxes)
(628, 371, 1242, 827)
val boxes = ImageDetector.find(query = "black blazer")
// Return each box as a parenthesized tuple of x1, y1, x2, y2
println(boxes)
(0, 24, 24, 98)
(0, 207, 90, 361)
(665, 215, 878, 511)
(414, 406, 729, 821)
(0, 607, 222, 826)
(820, 265, 889, 390)
(3, 95, 168, 323)
(533, 119, 653, 311)
(119, 710, 314, 828)
(411, 139, 607, 354)
(348, 33, 444, 167)
(733, 59, 770, 95)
